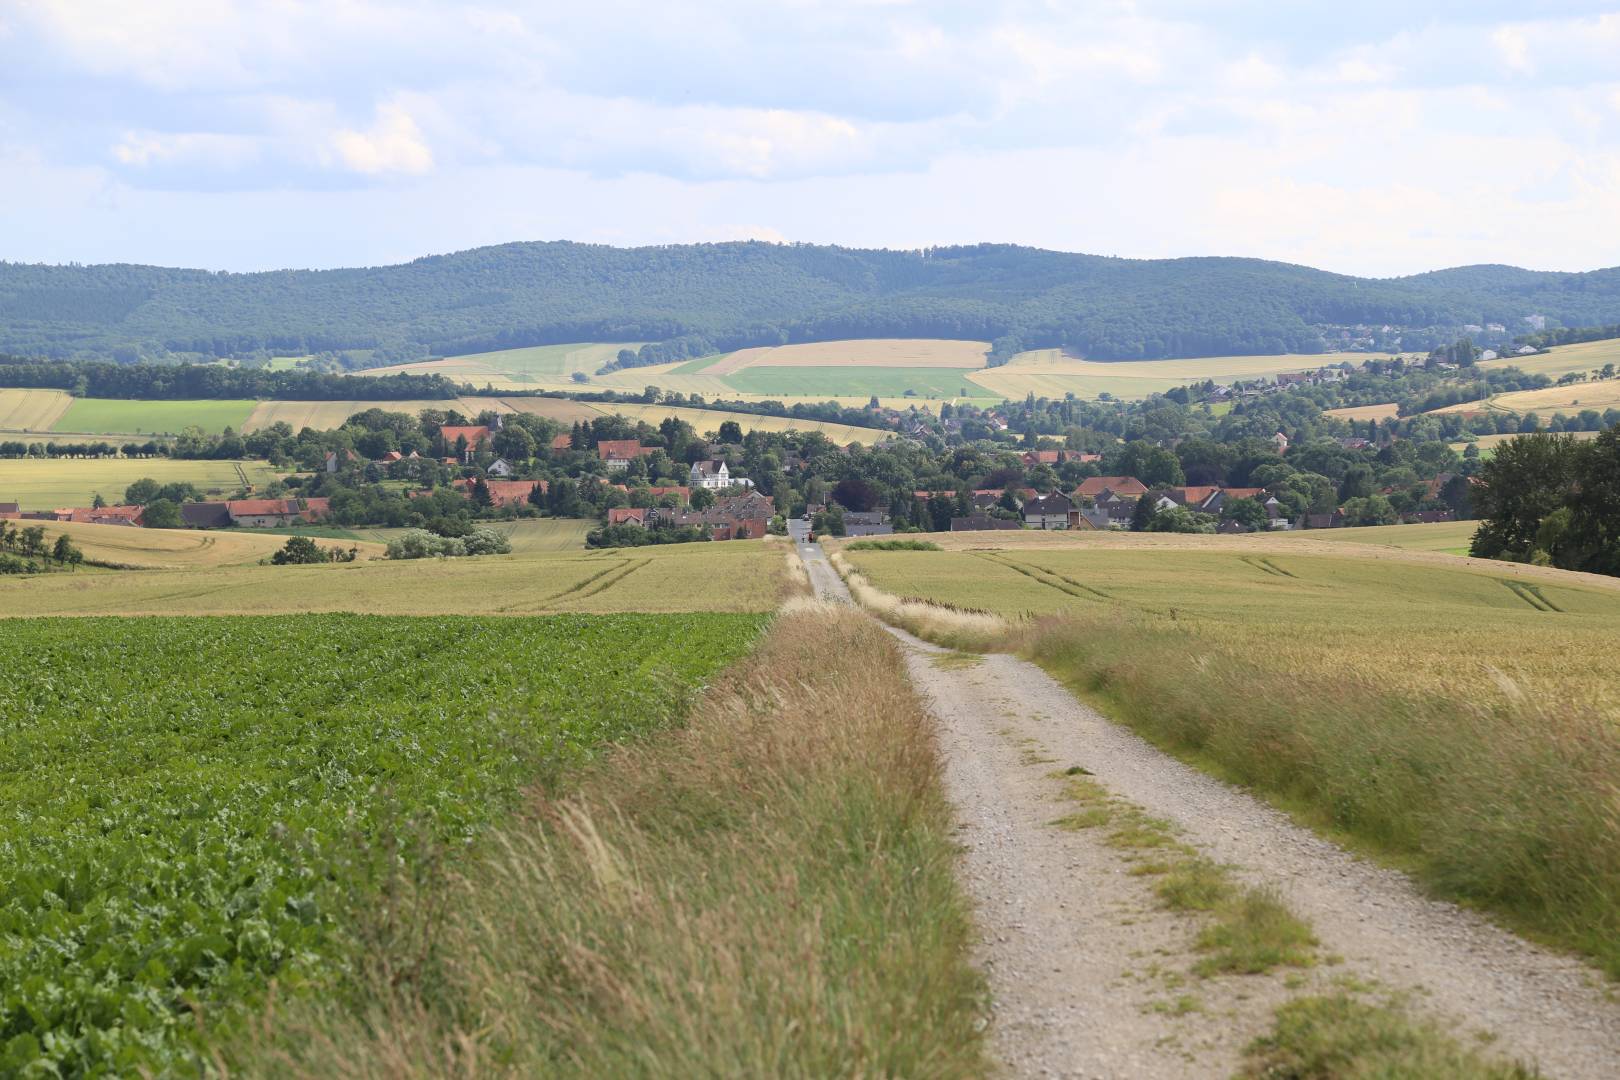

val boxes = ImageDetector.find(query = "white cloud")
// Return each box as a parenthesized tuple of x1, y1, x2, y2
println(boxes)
(8, 2, 1620, 271)
(112, 130, 261, 168)
(330, 104, 434, 175)
(1493, 26, 1533, 73)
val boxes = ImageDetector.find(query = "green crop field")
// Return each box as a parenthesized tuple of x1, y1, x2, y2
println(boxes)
(0, 458, 284, 510)
(56, 397, 258, 435)
(724, 365, 980, 399)
(0, 612, 763, 1075)
(842, 536, 1620, 714)
(486, 517, 594, 552)
(0, 539, 784, 617)
(1277, 520, 1478, 555)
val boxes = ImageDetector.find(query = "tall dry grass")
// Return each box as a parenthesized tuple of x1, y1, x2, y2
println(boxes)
(1015, 612, 1620, 976)
(225, 606, 987, 1077)
(831, 553, 1011, 650)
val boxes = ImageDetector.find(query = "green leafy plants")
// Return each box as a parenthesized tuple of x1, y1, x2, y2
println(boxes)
(0, 612, 761, 1075)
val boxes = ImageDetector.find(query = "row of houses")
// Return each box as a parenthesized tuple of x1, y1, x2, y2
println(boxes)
(1, 502, 148, 526)
(606, 492, 776, 541)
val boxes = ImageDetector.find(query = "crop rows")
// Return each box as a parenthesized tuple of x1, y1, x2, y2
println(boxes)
(0, 612, 763, 1075)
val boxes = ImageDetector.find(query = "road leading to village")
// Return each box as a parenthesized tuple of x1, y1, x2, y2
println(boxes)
(796, 539, 1620, 1079)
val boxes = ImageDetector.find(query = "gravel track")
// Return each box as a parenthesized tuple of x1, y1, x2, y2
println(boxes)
(797, 538, 1620, 1078)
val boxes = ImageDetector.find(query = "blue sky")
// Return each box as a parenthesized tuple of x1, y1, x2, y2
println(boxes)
(3, 1, 1619, 275)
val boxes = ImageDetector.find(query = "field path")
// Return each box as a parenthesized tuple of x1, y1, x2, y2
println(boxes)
(795, 538, 1620, 1078)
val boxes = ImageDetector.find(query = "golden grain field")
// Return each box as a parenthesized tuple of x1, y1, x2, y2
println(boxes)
(1322, 402, 1400, 421)
(32, 521, 386, 569)
(1479, 338, 1620, 380)
(0, 539, 783, 617)
(839, 533, 1620, 715)
(0, 389, 74, 431)
(0, 458, 285, 510)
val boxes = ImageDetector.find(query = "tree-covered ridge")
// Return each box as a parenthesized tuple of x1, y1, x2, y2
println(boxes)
(4, 242, 1620, 364)
(0, 355, 461, 400)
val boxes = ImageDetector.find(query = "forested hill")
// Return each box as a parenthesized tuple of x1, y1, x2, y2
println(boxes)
(4, 241, 1619, 364)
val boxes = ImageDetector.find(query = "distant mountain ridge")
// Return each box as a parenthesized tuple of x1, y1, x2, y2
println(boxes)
(3, 241, 1617, 364)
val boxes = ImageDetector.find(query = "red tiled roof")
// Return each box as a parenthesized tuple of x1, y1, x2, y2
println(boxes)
(440, 425, 490, 447)
(1075, 476, 1147, 498)
(301, 498, 331, 519)
(551, 434, 573, 451)
(607, 507, 647, 525)
(1221, 487, 1266, 501)
(66, 504, 145, 525)
(597, 439, 650, 461)
(451, 478, 548, 508)
(228, 499, 299, 517)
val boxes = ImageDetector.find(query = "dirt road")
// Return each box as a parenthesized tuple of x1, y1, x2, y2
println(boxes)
(798, 540, 1620, 1078)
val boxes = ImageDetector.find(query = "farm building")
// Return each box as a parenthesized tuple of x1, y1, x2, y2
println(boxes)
(181, 502, 232, 529)
(950, 515, 1021, 532)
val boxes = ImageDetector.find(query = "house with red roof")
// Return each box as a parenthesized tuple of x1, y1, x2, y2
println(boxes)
(598, 440, 652, 471)
(440, 425, 491, 462)
(1074, 476, 1148, 500)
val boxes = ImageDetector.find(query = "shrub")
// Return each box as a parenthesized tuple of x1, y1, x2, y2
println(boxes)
(844, 538, 941, 552)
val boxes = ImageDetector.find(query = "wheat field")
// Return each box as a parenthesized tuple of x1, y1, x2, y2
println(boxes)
(839, 534, 1620, 714)
(0, 539, 784, 617)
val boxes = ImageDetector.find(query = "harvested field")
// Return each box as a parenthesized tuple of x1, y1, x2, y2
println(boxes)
(1480, 338, 1620, 380)
(0, 389, 73, 431)
(969, 350, 1399, 402)
(0, 539, 784, 617)
(1474, 380, 1620, 416)
(705, 338, 990, 375)
(0, 457, 284, 510)
(1322, 402, 1399, 421)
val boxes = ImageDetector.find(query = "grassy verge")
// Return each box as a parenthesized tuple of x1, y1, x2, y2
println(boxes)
(1051, 772, 1316, 978)
(1242, 993, 1536, 1078)
(226, 604, 988, 1077)
(832, 561, 1620, 979)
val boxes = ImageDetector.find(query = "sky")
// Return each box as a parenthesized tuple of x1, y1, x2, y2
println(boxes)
(3, 0, 1620, 276)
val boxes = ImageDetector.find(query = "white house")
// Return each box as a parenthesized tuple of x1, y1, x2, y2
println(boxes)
(486, 458, 515, 478)
(1021, 493, 1075, 530)
(690, 459, 733, 489)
